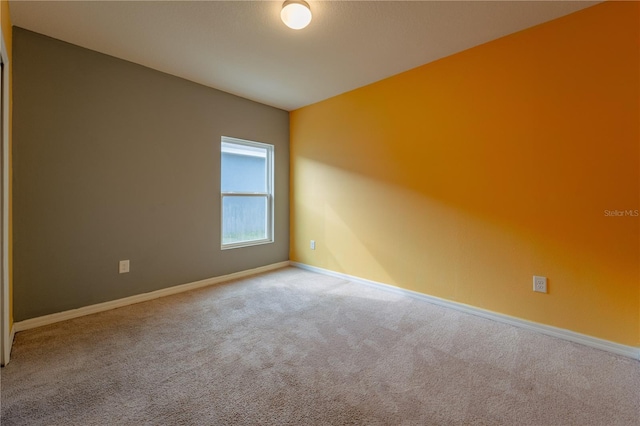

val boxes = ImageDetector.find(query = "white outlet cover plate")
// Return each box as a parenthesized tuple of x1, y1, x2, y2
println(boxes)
(533, 275, 547, 293)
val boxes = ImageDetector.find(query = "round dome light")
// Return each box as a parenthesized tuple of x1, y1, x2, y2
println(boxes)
(281, 0, 312, 30)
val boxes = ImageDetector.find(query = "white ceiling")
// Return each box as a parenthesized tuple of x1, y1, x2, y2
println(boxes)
(9, 0, 600, 111)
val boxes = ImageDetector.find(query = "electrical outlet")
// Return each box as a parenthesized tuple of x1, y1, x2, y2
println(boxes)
(310, 240, 316, 250)
(533, 276, 547, 293)
(119, 260, 130, 274)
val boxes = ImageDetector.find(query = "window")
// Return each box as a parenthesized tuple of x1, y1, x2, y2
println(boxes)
(221, 137, 274, 249)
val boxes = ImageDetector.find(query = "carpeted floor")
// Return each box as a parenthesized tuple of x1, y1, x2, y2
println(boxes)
(1, 266, 639, 425)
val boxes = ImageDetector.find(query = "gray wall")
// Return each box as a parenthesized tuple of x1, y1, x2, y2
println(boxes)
(13, 28, 290, 321)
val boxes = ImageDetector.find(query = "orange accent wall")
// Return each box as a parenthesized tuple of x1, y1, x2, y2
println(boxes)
(290, 1, 639, 346)
(1, 0, 12, 329)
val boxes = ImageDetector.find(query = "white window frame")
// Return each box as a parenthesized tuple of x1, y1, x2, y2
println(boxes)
(221, 136, 274, 250)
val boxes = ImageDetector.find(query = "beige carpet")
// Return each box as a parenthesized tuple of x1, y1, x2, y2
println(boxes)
(1, 267, 639, 425)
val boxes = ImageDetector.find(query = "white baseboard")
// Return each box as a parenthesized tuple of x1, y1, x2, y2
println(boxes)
(14, 261, 291, 333)
(291, 262, 640, 361)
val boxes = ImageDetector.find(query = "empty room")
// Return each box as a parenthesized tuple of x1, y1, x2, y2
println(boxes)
(1, 1, 639, 424)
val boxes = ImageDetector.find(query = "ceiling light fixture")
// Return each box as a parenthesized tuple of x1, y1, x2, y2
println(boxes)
(281, 0, 312, 30)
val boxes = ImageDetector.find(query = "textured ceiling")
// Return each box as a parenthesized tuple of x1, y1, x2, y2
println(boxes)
(9, 1, 600, 111)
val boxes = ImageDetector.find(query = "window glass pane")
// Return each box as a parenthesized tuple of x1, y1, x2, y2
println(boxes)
(221, 142, 267, 193)
(222, 196, 267, 244)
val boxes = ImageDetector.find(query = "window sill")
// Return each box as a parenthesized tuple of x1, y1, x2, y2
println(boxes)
(221, 238, 274, 250)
